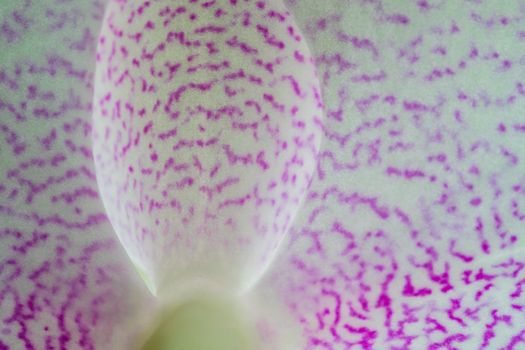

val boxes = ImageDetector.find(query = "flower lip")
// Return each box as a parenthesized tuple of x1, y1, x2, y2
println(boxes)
(92, 0, 324, 296)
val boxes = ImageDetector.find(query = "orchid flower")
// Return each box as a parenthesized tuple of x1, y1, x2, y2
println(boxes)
(1, 0, 524, 349)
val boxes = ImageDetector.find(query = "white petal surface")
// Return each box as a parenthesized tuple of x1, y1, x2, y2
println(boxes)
(2, 0, 525, 349)
(252, 1, 525, 349)
(91, 0, 323, 296)
(0, 1, 153, 349)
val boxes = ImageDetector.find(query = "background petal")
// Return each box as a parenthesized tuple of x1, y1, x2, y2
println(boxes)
(252, 0, 525, 349)
(0, 1, 153, 349)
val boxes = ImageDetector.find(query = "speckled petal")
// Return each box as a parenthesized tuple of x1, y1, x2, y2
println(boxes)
(0, 1, 152, 349)
(91, 0, 323, 296)
(251, 1, 525, 349)
(3, 0, 525, 349)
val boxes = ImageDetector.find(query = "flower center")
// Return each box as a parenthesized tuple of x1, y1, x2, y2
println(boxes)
(140, 294, 257, 350)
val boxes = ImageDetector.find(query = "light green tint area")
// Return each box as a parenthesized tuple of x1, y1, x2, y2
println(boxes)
(141, 297, 257, 350)
(133, 260, 158, 296)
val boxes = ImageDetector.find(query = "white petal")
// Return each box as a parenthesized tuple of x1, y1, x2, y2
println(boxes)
(0, 1, 153, 348)
(91, 0, 323, 297)
(251, 0, 525, 348)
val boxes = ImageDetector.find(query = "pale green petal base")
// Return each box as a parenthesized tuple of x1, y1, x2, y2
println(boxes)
(140, 295, 257, 350)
